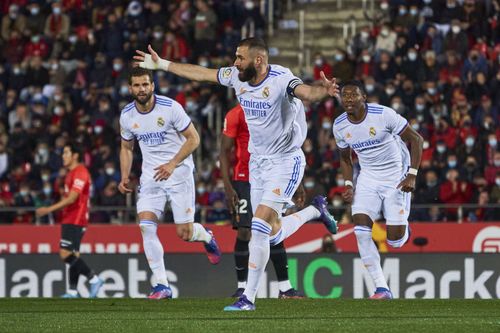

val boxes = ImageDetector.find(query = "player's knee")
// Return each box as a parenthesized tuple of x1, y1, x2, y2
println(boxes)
(387, 228, 408, 248)
(59, 249, 72, 261)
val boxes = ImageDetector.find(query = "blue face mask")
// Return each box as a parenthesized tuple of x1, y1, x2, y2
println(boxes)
(448, 160, 457, 168)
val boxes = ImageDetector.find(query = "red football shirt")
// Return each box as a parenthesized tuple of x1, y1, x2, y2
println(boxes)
(223, 105, 250, 182)
(61, 164, 91, 226)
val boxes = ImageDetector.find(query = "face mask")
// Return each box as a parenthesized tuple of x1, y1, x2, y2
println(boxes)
(120, 85, 129, 95)
(410, 8, 418, 16)
(304, 181, 315, 189)
(31, 36, 40, 43)
(105, 168, 115, 176)
(41, 174, 49, 182)
(380, 2, 388, 10)
(54, 94, 62, 102)
(153, 32, 163, 39)
(360, 31, 369, 39)
(13, 67, 21, 75)
(365, 84, 374, 93)
(322, 122, 331, 130)
(245, 1, 254, 10)
(113, 63, 123, 71)
(337, 179, 345, 186)
(488, 138, 497, 147)
(465, 137, 474, 147)
(39, 148, 48, 156)
(304, 145, 312, 153)
(423, 141, 429, 149)
(437, 145, 446, 153)
(315, 59, 323, 66)
(452, 26, 460, 34)
(427, 88, 437, 95)
(496, 178, 500, 186)
(416, 103, 425, 112)
(199, 61, 209, 68)
(9, 13, 17, 20)
(408, 52, 417, 61)
(362, 55, 371, 63)
(31, 7, 40, 15)
(43, 187, 52, 195)
(197, 187, 205, 194)
(399, 8, 407, 15)
(391, 102, 401, 111)
(417, 114, 424, 122)
(68, 35, 77, 44)
(411, 123, 419, 131)
(381, 29, 389, 37)
(448, 160, 457, 168)
(53, 7, 61, 15)
(447, 3, 456, 9)
(186, 101, 195, 110)
(20, 190, 28, 196)
(94, 126, 103, 134)
(54, 107, 63, 116)
(332, 199, 342, 207)
(385, 88, 395, 96)
(494, 160, 500, 167)
(159, 87, 169, 94)
(423, 0, 432, 3)
(426, 180, 437, 187)
(51, 63, 58, 71)
(335, 54, 344, 61)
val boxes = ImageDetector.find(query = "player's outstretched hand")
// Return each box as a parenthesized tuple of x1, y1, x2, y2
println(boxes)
(133, 44, 170, 70)
(118, 178, 133, 194)
(153, 162, 176, 182)
(320, 71, 340, 99)
(397, 174, 416, 192)
(342, 186, 354, 204)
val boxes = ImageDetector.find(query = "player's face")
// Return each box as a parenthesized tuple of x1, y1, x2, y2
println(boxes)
(234, 46, 257, 82)
(340, 86, 366, 115)
(129, 75, 155, 105)
(62, 146, 74, 168)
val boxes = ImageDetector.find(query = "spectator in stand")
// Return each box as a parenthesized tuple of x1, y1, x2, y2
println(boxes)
(439, 168, 473, 221)
(355, 50, 375, 80)
(490, 171, 500, 203)
(375, 23, 397, 56)
(331, 49, 354, 83)
(400, 47, 421, 82)
(412, 169, 441, 221)
(1, 4, 26, 41)
(313, 52, 333, 82)
(420, 24, 443, 56)
(485, 151, 500, 185)
(347, 25, 375, 59)
(26, 2, 45, 36)
(193, 0, 217, 58)
(374, 51, 397, 84)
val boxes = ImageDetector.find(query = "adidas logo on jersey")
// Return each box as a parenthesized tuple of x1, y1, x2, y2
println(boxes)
(272, 188, 281, 196)
(133, 123, 139, 129)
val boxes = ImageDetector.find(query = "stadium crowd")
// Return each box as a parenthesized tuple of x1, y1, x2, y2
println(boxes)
(0, 0, 498, 224)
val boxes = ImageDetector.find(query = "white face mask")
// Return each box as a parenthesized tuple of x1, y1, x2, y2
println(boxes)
(385, 88, 395, 96)
(380, 29, 389, 37)
(322, 121, 331, 130)
(452, 25, 460, 34)
(423, 141, 430, 149)
(337, 179, 345, 186)
(113, 63, 123, 71)
(53, 7, 61, 15)
(416, 103, 425, 111)
(94, 126, 103, 134)
(362, 55, 371, 63)
(365, 84, 374, 93)
(496, 178, 500, 186)
(360, 31, 369, 39)
(159, 87, 169, 94)
(332, 199, 342, 207)
(494, 160, 500, 167)
(120, 85, 129, 95)
(315, 59, 323, 66)
(31, 7, 40, 15)
(408, 52, 417, 61)
(427, 87, 437, 95)
(43, 187, 52, 195)
(437, 145, 446, 153)
(488, 138, 497, 147)
(105, 168, 115, 176)
(411, 123, 419, 131)
(391, 102, 401, 111)
(465, 137, 475, 147)
(69, 35, 77, 44)
(335, 54, 344, 62)
(304, 181, 315, 189)
(153, 32, 163, 39)
(380, 3, 388, 10)
(54, 107, 63, 116)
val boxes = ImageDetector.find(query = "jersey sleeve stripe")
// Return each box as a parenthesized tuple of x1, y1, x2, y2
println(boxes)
(397, 122, 409, 135)
(179, 121, 192, 132)
(156, 101, 173, 106)
(334, 115, 348, 124)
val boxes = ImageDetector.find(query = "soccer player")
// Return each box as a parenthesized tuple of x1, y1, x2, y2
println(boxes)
(118, 67, 221, 300)
(134, 37, 339, 310)
(36, 143, 103, 298)
(332, 81, 423, 299)
(221, 104, 304, 299)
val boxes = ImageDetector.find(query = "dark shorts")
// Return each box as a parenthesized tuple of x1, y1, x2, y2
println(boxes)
(60, 224, 86, 252)
(232, 181, 253, 229)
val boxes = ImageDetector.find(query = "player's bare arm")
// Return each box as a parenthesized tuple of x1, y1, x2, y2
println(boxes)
(220, 134, 239, 214)
(339, 146, 354, 203)
(153, 123, 200, 182)
(134, 44, 219, 83)
(397, 125, 424, 192)
(119, 139, 134, 194)
(36, 191, 79, 217)
(294, 71, 340, 102)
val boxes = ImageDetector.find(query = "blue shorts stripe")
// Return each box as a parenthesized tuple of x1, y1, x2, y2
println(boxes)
(284, 156, 301, 196)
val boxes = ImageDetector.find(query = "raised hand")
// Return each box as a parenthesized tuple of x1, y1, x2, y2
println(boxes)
(320, 71, 340, 99)
(133, 44, 170, 70)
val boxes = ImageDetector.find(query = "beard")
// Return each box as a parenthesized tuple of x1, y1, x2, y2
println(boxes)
(133, 91, 154, 105)
(238, 64, 257, 82)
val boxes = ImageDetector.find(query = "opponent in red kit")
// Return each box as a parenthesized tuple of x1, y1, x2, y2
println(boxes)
(36, 143, 103, 298)
(220, 105, 305, 298)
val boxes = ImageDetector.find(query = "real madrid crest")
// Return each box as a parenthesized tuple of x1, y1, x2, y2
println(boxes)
(262, 86, 270, 98)
(223, 68, 232, 78)
(157, 117, 165, 127)
(369, 127, 376, 137)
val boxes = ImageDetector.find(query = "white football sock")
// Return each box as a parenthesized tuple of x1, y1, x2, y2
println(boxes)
(354, 225, 389, 290)
(278, 280, 292, 292)
(244, 218, 271, 303)
(269, 206, 319, 245)
(140, 220, 169, 286)
(189, 223, 212, 243)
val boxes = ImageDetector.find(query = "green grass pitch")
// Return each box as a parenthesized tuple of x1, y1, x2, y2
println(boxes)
(0, 299, 499, 332)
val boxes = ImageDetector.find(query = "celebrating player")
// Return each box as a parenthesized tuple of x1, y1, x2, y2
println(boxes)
(333, 81, 423, 299)
(36, 143, 103, 298)
(221, 104, 305, 299)
(118, 67, 221, 300)
(134, 38, 339, 311)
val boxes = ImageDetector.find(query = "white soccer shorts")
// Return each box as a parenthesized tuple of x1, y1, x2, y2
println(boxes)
(249, 149, 306, 215)
(351, 177, 411, 226)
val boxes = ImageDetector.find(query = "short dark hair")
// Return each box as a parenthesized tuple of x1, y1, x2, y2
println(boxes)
(237, 37, 268, 54)
(128, 67, 153, 85)
(341, 80, 366, 95)
(65, 142, 83, 162)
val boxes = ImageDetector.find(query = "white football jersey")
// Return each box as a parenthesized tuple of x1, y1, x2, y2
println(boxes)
(217, 64, 307, 156)
(120, 95, 194, 183)
(333, 103, 410, 182)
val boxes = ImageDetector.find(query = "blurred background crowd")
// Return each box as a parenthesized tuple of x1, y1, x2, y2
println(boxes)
(0, 0, 498, 225)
